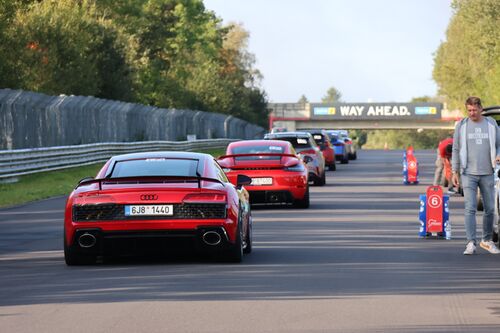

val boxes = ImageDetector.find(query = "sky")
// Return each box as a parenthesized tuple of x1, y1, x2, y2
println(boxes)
(203, 0, 453, 103)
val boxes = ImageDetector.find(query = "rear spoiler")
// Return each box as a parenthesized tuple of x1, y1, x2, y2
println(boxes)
(217, 153, 299, 159)
(76, 175, 224, 191)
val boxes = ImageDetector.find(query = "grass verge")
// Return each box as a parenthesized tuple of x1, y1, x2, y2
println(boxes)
(0, 148, 226, 208)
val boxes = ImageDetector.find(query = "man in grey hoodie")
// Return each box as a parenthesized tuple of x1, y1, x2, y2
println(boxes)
(452, 96, 500, 255)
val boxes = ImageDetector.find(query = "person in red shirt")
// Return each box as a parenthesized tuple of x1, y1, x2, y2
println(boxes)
(433, 137, 455, 193)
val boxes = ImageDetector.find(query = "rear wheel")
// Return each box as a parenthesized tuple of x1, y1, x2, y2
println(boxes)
(317, 171, 326, 186)
(225, 221, 243, 263)
(329, 163, 336, 171)
(64, 235, 95, 266)
(341, 156, 348, 164)
(243, 215, 253, 254)
(494, 194, 499, 244)
(294, 186, 310, 208)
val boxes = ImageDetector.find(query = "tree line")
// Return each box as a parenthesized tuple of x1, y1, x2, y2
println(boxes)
(0, 0, 268, 127)
(433, 0, 499, 110)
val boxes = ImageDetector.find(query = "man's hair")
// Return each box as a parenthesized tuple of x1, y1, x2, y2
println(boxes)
(465, 96, 482, 107)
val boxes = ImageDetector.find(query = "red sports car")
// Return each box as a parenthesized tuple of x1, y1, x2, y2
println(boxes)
(64, 152, 253, 265)
(217, 140, 310, 208)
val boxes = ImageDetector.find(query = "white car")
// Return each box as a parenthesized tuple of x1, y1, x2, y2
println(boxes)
(483, 106, 500, 243)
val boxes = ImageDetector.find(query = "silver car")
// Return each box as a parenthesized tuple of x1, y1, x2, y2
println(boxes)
(482, 106, 500, 244)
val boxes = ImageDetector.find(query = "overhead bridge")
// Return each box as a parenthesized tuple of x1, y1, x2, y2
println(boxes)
(268, 102, 462, 131)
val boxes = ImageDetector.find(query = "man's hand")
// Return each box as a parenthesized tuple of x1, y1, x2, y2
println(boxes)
(495, 155, 500, 164)
(452, 172, 460, 187)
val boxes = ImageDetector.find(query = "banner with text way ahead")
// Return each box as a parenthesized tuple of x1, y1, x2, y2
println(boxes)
(310, 103, 443, 120)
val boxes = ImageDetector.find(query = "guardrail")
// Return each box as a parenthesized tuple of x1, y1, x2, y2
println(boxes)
(0, 139, 237, 181)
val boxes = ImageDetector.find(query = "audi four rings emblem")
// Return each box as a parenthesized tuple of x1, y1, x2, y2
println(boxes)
(140, 194, 158, 200)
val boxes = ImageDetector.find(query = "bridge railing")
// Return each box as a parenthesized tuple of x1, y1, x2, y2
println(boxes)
(0, 139, 236, 181)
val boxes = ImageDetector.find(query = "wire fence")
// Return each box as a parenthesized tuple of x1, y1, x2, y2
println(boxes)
(0, 89, 266, 150)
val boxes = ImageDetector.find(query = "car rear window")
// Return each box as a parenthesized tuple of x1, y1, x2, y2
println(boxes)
(312, 134, 325, 145)
(109, 158, 199, 177)
(275, 137, 312, 149)
(231, 145, 285, 160)
(328, 133, 339, 141)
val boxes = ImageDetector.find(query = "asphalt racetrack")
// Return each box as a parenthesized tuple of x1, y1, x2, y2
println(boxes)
(1, 149, 500, 332)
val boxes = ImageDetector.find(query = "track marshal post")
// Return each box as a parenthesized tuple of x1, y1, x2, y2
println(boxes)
(419, 185, 451, 239)
(403, 146, 419, 184)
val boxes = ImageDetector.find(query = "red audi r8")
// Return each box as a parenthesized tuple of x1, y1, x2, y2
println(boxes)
(64, 152, 253, 265)
(217, 140, 310, 208)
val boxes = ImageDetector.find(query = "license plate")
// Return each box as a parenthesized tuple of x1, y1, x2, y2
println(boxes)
(251, 177, 273, 186)
(125, 205, 174, 216)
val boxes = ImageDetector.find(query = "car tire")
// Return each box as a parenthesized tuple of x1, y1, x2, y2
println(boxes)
(318, 171, 326, 186)
(243, 214, 253, 254)
(225, 221, 243, 263)
(494, 195, 499, 244)
(352, 152, 357, 160)
(329, 163, 336, 171)
(341, 156, 348, 164)
(64, 235, 95, 266)
(294, 186, 310, 208)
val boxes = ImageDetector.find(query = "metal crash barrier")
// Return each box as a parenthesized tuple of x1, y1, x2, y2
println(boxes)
(0, 139, 236, 181)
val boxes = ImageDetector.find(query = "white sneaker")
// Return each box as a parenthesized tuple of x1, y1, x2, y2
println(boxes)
(479, 240, 500, 254)
(463, 241, 476, 255)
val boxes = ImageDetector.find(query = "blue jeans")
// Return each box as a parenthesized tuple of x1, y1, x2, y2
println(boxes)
(461, 173, 495, 243)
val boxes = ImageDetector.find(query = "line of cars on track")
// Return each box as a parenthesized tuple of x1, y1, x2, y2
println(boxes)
(63, 129, 357, 265)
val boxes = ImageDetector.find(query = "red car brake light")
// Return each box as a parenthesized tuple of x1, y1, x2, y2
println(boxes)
(299, 149, 316, 155)
(345, 140, 352, 144)
(183, 193, 226, 203)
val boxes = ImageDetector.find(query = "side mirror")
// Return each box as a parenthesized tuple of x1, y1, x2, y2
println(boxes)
(302, 155, 313, 164)
(236, 174, 252, 188)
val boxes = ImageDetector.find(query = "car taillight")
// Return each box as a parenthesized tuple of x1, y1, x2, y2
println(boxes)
(183, 193, 226, 203)
(345, 140, 352, 145)
(300, 149, 316, 155)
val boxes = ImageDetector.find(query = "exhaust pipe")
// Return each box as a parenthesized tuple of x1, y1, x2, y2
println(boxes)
(269, 194, 279, 202)
(202, 231, 222, 246)
(78, 233, 97, 248)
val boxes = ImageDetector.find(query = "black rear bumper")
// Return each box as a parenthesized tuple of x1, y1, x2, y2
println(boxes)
(68, 227, 231, 257)
(248, 190, 293, 205)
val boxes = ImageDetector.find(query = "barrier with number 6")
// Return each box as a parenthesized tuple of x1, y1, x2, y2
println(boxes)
(418, 185, 451, 239)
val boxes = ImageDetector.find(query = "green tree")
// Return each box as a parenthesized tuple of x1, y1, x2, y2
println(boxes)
(5, 0, 134, 100)
(433, 0, 500, 109)
(321, 86, 343, 103)
(0, 0, 268, 127)
(297, 95, 309, 104)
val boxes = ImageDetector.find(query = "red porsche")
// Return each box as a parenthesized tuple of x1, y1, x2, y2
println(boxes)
(217, 140, 310, 208)
(64, 152, 253, 265)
